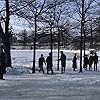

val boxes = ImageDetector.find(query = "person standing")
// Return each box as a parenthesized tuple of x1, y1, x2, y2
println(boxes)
(88, 54, 93, 71)
(83, 55, 89, 71)
(46, 52, 53, 74)
(0, 45, 6, 80)
(38, 54, 46, 74)
(60, 51, 66, 74)
(72, 53, 77, 71)
(93, 53, 98, 71)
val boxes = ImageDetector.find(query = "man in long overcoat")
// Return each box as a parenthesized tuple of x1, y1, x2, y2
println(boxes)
(93, 53, 98, 71)
(89, 54, 93, 71)
(60, 51, 66, 74)
(46, 52, 53, 74)
(72, 53, 77, 71)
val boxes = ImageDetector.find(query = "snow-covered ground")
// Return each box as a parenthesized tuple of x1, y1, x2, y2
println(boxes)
(0, 49, 100, 100)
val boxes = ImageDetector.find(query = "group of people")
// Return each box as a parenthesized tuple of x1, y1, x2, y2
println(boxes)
(38, 51, 99, 74)
(0, 48, 99, 79)
(84, 53, 98, 71)
(38, 51, 78, 74)
(72, 52, 98, 71)
(38, 51, 66, 74)
(38, 53, 54, 74)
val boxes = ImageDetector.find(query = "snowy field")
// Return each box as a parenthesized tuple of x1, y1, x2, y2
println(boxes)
(0, 49, 100, 100)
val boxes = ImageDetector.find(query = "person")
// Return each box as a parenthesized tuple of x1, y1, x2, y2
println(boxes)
(83, 55, 89, 71)
(59, 51, 66, 74)
(72, 53, 77, 71)
(0, 45, 6, 80)
(93, 53, 98, 71)
(38, 54, 46, 74)
(46, 52, 53, 74)
(88, 54, 93, 71)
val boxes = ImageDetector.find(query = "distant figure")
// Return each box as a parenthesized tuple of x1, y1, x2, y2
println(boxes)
(83, 55, 89, 71)
(0, 45, 6, 80)
(88, 54, 93, 71)
(60, 51, 66, 74)
(46, 53, 53, 74)
(93, 53, 98, 71)
(72, 53, 77, 71)
(38, 54, 46, 74)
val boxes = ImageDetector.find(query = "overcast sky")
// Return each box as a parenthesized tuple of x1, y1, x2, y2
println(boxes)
(0, 0, 100, 33)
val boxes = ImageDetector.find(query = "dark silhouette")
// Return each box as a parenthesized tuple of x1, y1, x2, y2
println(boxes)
(93, 53, 98, 71)
(88, 54, 93, 71)
(0, 45, 6, 80)
(60, 51, 66, 74)
(38, 54, 46, 74)
(72, 53, 77, 71)
(46, 53, 53, 74)
(83, 55, 89, 71)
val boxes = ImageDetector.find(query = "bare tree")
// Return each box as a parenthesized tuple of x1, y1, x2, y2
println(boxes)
(10, 0, 47, 73)
(0, 0, 12, 67)
(67, 0, 100, 72)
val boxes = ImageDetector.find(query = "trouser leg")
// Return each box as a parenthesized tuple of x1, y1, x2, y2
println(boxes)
(47, 67, 49, 74)
(73, 67, 75, 71)
(64, 67, 65, 73)
(0, 73, 3, 79)
(41, 67, 44, 74)
(89, 65, 91, 71)
(50, 67, 53, 74)
(94, 63, 95, 71)
(96, 64, 97, 71)
(39, 65, 42, 72)
(61, 67, 63, 74)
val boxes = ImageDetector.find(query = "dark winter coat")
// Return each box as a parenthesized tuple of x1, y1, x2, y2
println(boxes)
(72, 55, 77, 69)
(39, 56, 45, 67)
(93, 55, 98, 64)
(46, 55, 52, 69)
(60, 54, 66, 67)
(84, 56, 89, 66)
(89, 55, 93, 66)
(0, 51, 6, 74)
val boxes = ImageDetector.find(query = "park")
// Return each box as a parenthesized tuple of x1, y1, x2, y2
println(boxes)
(0, 0, 100, 100)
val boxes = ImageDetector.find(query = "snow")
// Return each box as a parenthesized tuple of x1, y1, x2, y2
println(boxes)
(0, 49, 100, 100)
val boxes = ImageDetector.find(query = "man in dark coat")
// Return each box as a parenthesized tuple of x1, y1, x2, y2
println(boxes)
(60, 51, 66, 74)
(38, 54, 46, 74)
(46, 52, 53, 74)
(72, 53, 77, 71)
(93, 53, 98, 71)
(89, 54, 93, 71)
(83, 55, 89, 71)
(0, 45, 6, 80)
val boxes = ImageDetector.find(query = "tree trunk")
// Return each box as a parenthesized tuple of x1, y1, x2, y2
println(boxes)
(5, 0, 11, 67)
(32, 15, 37, 73)
(80, 0, 85, 72)
(50, 23, 53, 68)
(57, 29, 60, 70)
(3, 38, 11, 67)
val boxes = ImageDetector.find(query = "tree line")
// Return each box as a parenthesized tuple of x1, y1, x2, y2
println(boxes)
(0, 0, 100, 72)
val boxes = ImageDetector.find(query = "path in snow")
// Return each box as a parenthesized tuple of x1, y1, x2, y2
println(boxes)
(0, 49, 100, 100)
(0, 71, 100, 100)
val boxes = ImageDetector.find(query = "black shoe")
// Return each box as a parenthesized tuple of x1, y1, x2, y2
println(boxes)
(0, 78, 5, 80)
